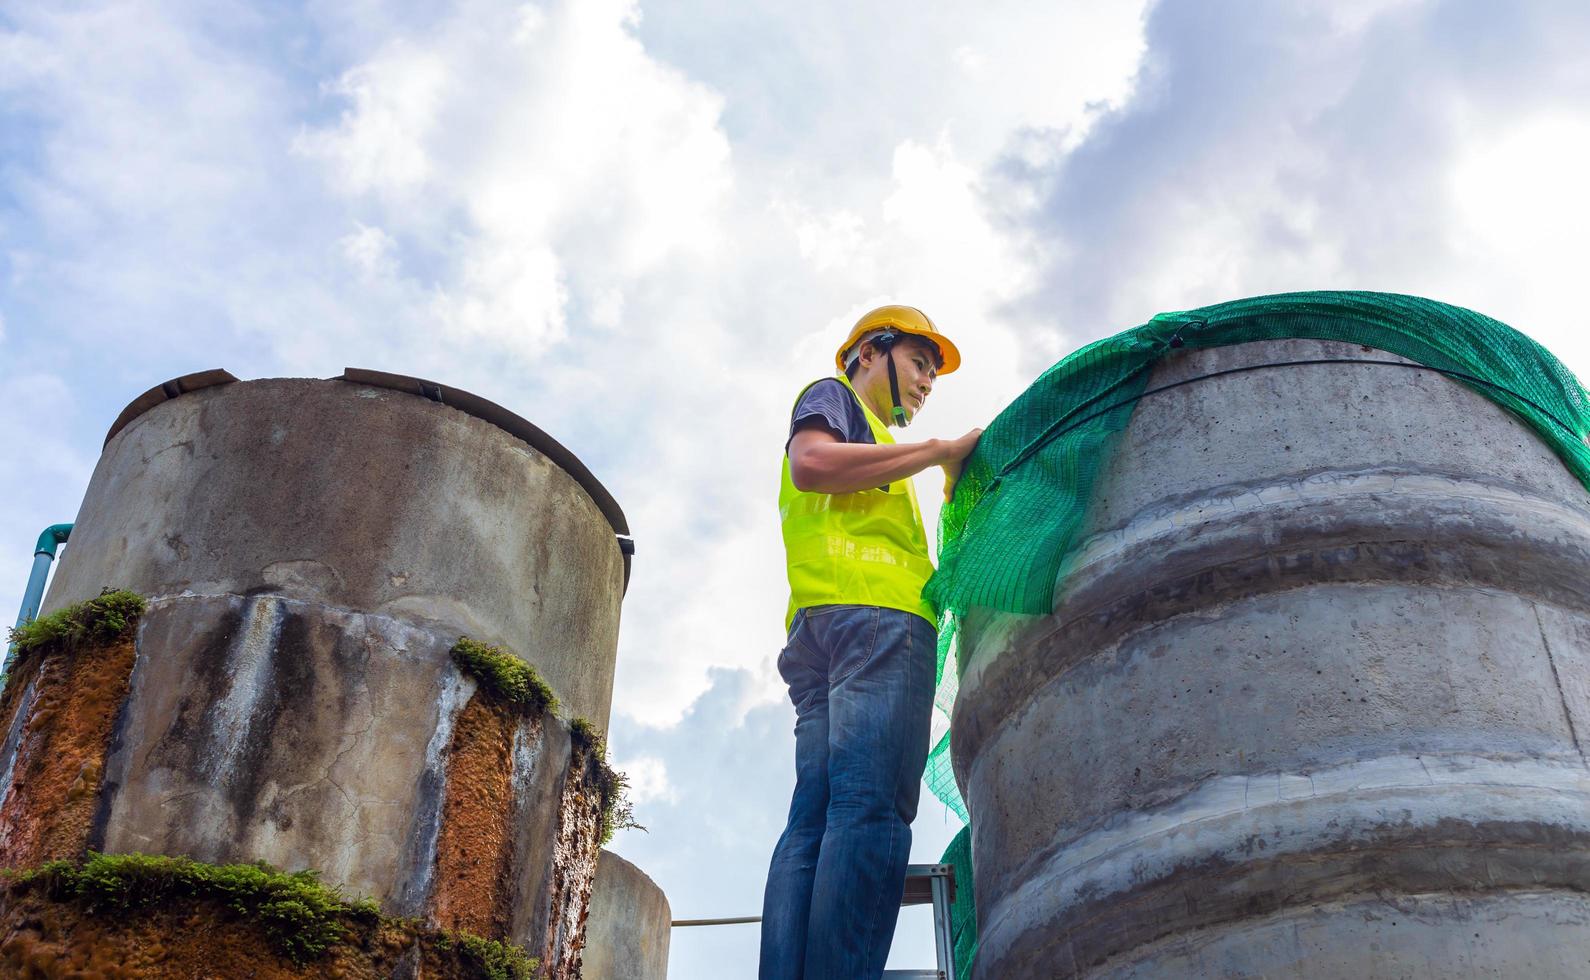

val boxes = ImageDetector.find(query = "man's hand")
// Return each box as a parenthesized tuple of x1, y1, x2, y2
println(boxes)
(939, 428, 983, 501)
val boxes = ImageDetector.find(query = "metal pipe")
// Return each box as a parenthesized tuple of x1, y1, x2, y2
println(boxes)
(6, 523, 72, 667)
(670, 916, 761, 927)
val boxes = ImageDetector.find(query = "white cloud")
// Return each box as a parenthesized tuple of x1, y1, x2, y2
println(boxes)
(429, 240, 569, 353)
(0, 371, 96, 633)
(296, 43, 446, 196)
(610, 754, 675, 805)
(636, 0, 1150, 171)
(1452, 116, 1590, 247)
(998, 0, 1590, 375)
(339, 223, 398, 280)
(1447, 114, 1590, 353)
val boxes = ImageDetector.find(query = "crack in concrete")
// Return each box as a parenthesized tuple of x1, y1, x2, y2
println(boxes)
(158, 790, 204, 808)
(323, 709, 381, 804)
(1533, 601, 1589, 772)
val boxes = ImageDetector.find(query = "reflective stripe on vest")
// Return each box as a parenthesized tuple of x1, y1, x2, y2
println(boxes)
(779, 374, 936, 630)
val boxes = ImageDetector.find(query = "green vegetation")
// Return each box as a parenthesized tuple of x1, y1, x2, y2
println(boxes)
(436, 930, 541, 980)
(450, 637, 559, 715)
(568, 716, 601, 749)
(570, 717, 643, 847)
(9, 853, 541, 975)
(7, 588, 146, 653)
(12, 852, 375, 963)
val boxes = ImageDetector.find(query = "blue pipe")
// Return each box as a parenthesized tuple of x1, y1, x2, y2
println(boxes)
(7, 523, 72, 666)
(33, 524, 72, 561)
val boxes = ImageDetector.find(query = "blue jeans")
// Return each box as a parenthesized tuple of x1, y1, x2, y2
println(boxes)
(759, 605, 937, 980)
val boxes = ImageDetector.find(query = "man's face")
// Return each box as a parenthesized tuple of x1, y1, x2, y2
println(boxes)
(859, 335, 940, 423)
(894, 338, 940, 421)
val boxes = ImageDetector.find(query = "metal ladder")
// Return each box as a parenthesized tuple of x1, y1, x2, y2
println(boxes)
(883, 862, 957, 980)
(670, 862, 957, 979)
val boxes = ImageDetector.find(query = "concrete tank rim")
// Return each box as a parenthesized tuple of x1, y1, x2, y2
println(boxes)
(598, 847, 670, 903)
(100, 368, 633, 584)
(102, 369, 240, 448)
(596, 847, 673, 929)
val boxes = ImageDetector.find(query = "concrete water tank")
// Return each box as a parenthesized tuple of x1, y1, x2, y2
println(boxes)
(583, 850, 672, 980)
(14, 368, 631, 972)
(952, 339, 1590, 978)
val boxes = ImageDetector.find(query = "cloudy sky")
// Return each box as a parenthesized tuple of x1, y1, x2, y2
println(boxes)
(4, 0, 1590, 974)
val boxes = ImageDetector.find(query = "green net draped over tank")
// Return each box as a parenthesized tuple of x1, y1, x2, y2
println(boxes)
(927, 290, 1590, 979)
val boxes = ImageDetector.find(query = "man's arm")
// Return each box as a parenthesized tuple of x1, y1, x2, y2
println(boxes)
(789, 425, 982, 498)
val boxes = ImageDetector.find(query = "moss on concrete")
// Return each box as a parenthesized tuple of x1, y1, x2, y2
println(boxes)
(435, 929, 541, 980)
(569, 718, 641, 848)
(4, 852, 541, 976)
(13, 852, 375, 963)
(451, 637, 559, 715)
(567, 716, 601, 749)
(6, 588, 145, 654)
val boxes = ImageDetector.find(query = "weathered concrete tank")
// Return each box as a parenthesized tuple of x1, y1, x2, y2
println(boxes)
(583, 850, 672, 980)
(952, 340, 1590, 978)
(2, 368, 633, 974)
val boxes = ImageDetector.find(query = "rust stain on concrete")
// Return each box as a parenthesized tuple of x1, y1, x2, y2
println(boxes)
(0, 634, 137, 867)
(429, 692, 518, 938)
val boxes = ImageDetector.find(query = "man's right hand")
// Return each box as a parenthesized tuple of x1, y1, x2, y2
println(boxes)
(939, 428, 983, 501)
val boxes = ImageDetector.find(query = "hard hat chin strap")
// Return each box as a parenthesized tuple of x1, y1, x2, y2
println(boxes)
(884, 342, 908, 427)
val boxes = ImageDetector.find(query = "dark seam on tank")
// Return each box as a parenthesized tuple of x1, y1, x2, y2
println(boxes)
(1084, 462, 1590, 529)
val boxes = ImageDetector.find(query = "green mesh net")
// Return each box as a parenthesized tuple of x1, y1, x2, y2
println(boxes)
(941, 824, 977, 975)
(926, 290, 1590, 979)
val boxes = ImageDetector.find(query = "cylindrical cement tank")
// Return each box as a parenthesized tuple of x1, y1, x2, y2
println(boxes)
(952, 339, 1590, 978)
(583, 850, 672, 980)
(5, 369, 630, 974)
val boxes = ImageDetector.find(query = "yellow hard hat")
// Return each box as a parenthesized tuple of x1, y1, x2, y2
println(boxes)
(835, 305, 962, 375)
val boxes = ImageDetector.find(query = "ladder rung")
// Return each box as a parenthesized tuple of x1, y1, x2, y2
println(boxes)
(901, 863, 955, 906)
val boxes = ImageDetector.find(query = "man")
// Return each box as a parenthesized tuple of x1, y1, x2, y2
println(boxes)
(761, 305, 982, 980)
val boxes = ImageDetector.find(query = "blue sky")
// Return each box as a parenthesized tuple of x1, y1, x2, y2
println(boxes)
(4, 1, 1590, 975)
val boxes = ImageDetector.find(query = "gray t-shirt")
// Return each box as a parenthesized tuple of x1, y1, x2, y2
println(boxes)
(788, 378, 875, 450)
(787, 379, 889, 492)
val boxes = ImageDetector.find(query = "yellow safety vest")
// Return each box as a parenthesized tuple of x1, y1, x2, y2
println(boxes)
(779, 374, 937, 630)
